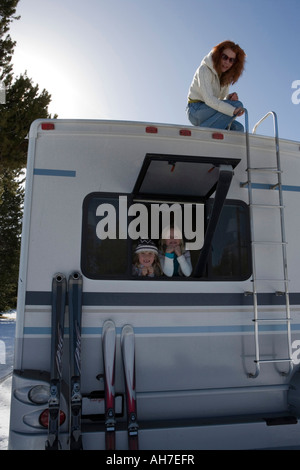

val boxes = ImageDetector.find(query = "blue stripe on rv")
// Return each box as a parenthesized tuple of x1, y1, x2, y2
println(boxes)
(25, 291, 300, 306)
(33, 168, 76, 177)
(23, 324, 300, 336)
(242, 182, 300, 192)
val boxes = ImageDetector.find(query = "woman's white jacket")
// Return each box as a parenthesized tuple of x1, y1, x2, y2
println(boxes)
(188, 51, 235, 117)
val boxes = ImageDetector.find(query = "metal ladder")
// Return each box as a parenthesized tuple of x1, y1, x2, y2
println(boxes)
(241, 110, 293, 379)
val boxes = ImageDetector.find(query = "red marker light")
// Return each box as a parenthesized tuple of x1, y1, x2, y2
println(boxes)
(212, 132, 224, 140)
(41, 123, 55, 130)
(179, 129, 192, 136)
(145, 126, 158, 134)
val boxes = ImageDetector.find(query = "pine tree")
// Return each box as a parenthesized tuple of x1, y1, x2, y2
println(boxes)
(0, 0, 55, 311)
(0, 169, 23, 312)
(0, 72, 52, 172)
(0, 0, 19, 84)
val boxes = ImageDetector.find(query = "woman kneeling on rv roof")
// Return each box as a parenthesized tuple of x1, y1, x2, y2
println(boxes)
(187, 40, 246, 132)
(159, 226, 192, 277)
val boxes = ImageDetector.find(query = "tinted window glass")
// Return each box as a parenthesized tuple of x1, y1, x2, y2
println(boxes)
(81, 194, 129, 278)
(207, 201, 251, 280)
(81, 193, 251, 281)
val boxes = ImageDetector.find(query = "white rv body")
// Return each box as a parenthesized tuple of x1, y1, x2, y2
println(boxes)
(9, 117, 300, 450)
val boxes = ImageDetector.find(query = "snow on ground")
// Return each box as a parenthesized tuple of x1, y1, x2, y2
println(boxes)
(0, 375, 12, 450)
(0, 311, 16, 450)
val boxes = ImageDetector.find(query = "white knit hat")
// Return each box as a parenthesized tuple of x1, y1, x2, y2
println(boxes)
(135, 239, 158, 254)
(161, 225, 183, 240)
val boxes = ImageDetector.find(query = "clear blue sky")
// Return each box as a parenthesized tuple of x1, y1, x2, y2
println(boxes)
(10, 0, 300, 141)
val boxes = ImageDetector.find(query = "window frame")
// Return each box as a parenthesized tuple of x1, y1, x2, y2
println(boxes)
(81, 192, 251, 282)
(133, 153, 241, 201)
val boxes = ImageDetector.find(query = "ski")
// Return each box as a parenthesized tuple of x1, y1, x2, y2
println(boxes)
(45, 273, 67, 450)
(121, 324, 139, 450)
(102, 320, 117, 450)
(68, 271, 83, 450)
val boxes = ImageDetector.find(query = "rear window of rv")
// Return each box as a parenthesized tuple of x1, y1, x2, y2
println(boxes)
(81, 193, 251, 281)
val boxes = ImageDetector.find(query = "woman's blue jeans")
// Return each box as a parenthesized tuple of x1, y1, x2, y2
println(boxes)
(187, 100, 244, 132)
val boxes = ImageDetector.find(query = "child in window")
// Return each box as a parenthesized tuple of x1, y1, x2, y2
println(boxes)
(132, 239, 162, 277)
(159, 226, 192, 277)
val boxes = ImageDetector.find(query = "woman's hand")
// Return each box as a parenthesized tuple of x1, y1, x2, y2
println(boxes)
(233, 107, 244, 116)
(228, 92, 239, 101)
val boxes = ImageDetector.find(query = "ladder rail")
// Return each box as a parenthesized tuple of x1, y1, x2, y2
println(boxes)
(253, 110, 291, 322)
(244, 110, 293, 378)
(243, 109, 261, 378)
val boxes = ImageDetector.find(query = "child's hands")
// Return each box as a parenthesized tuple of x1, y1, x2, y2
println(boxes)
(174, 246, 182, 257)
(165, 245, 182, 256)
(141, 266, 154, 276)
(141, 266, 148, 276)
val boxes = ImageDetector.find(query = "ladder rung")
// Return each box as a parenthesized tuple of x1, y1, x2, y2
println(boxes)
(252, 241, 287, 245)
(240, 181, 282, 189)
(247, 167, 282, 173)
(251, 278, 289, 282)
(250, 204, 284, 209)
(253, 318, 291, 323)
(255, 359, 292, 364)
(244, 290, 289, 297)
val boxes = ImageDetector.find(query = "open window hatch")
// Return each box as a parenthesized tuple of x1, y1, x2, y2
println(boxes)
(133, 154, 241, 277)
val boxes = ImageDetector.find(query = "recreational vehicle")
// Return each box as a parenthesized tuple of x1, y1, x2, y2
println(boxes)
(8, 112, 300, 450)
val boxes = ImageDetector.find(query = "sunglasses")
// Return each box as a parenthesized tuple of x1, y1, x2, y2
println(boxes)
(221, 53, 236, 64)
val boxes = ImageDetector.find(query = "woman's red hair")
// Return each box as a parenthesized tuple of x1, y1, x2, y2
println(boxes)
(212, 40, 246, 86)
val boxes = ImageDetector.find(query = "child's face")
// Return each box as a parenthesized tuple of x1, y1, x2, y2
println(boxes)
(138, 251, 155, 267)
(165, 228, 181, 247)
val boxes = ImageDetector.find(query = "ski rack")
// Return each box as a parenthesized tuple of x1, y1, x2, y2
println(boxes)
(102, 320, 117, 450)
(121, 325, 139, 450)
(46, 275, 139, 451)
(101, 322, 139, 450)
(46, 271, 84, 450)
(240, 110, 293, 379)
(68, 272, 83, 450)
(45, 273, 67, 450)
